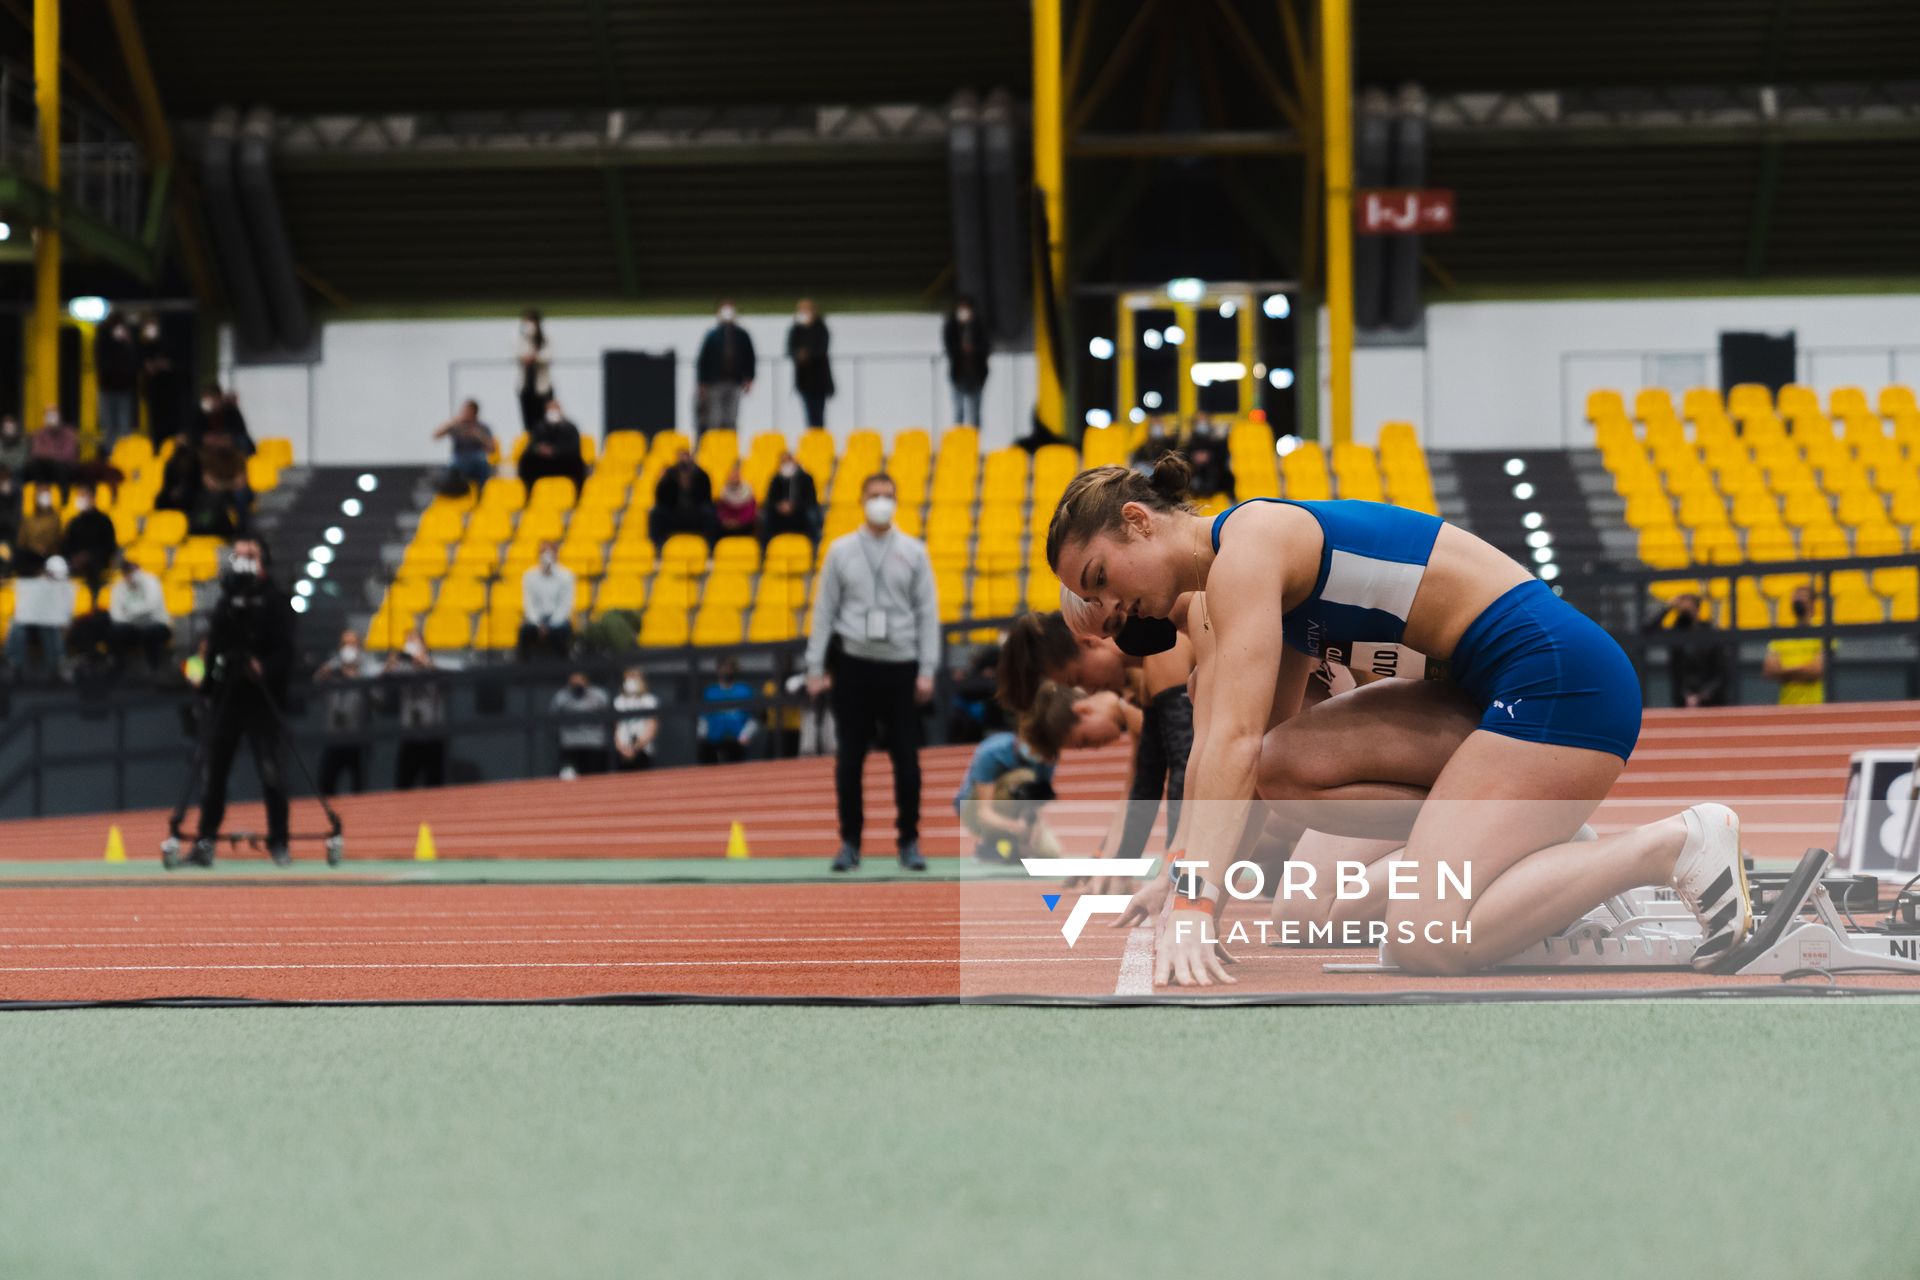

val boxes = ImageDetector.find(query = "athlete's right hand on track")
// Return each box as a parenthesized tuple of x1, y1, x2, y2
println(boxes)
(1112, 875, 1170, 927)
(1155, 910, 1236, 987)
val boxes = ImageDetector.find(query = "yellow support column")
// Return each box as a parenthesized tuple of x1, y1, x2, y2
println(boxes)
(1236, 291, 1257, 416)
(29, 0, 62, 423)
(1319, 0, 1354, 447)
(1115, 297, 1136, 423)
(1172, 300, 1197, 422)
(1032, 0, 1065, 435)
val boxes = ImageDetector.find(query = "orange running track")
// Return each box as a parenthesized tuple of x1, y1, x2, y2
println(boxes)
(3, 701, 1915, 861)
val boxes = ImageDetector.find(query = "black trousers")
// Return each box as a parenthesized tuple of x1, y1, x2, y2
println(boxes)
(196, 685, 290, 845)
(698, 739, 747, 765)
(319, 743, 366, 796)
(516, 621, 573, 662)
(799, 388, 828, 428)
(830, 654, 921, 847)
(396, 738, 446, 789)
(1115, 686, 1195, 862)
(561, 746, 608, 776)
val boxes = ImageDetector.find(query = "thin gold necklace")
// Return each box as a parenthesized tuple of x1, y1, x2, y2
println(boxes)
(1193, 523, 1211, 630)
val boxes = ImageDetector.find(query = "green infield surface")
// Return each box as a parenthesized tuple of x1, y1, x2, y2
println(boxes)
(2, 1002, 1915, 1280)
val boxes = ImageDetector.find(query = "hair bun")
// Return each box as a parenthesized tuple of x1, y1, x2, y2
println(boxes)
(1148, 451, 1193, 500)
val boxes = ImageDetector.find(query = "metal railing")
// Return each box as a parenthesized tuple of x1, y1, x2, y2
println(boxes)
(0, 60, 146, 241)
(0, 615, 1017, 818)
(1579, 550, 1920, 703)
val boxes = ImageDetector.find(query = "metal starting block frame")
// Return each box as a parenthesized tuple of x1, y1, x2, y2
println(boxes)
(1326, 849, 1920, 978)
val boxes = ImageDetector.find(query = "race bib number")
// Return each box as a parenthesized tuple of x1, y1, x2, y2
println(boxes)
(1320, 640, 1448, 682)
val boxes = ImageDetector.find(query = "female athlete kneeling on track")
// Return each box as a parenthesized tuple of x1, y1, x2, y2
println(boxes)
(1046, 454, 1753, 983)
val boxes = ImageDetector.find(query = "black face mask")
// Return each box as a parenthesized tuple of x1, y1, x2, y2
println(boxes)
(1115, 614, 1179, 657)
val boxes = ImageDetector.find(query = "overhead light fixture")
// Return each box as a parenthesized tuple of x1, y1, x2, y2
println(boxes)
(1142, 329, 1164, 351)
(1191, 361, 1248, 387)
(1540, 563, 1561, 581)
(324, 526, 345, 545)
(1088, 336, 1115, 360)
(1513, 482, 1536, 500)
(1526, 530, 1552, 549)
(291, 596, 310, 614)
(1275, 435, 1301, 457)
(357, 474, 378, 492)
(1505, 457, 1527, 477)
(1142, 391, 1163, 410)
(1084, 408, 1113, 428)
(1167, 277, 1205, 303)
(1522, 511, 1544, 530)
(341, 498, 363, 517)
(67, 296, 108, 323)
(1262, 294, 1291, 320)
(1129, 408, 1146, 423)
(1162, 325, 1186, 346)
(1268, 367, 1296, 390)
(1218, 299, 1238, 318)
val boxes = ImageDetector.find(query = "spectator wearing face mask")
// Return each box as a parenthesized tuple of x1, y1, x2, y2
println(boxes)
(649, 451, 718, 547)
(552, 671, 611, 779)
(385, 629, 448, 789)
(1130, 422, 1173, 474)
(314, 629, 375, 796)
(760, 450, 820, 544)
(138, 314, 178, 444)
(0, 464, 21, 558)
(23, 406, 79, 501)
(1763, 585, 1827, 705)
(805, 473, 941, 872)
(106, 556, 172, 674)
(6, 555, 76, 682)
(16, 485, 62, 575)
(0, 415, 29, 477)
(61, 488, 118, 588)
(156, 433, 205, 514)
(1182, 418, 1233, 500)
(786, 299, 833, 429)
(695, 300, 755, 434)
(715, 462, 758, 540)
(517, 399, 586, 497)
(697, 657, 757, 764)
(1643, 591, 1730, 709)
(613, 668, 659, 771)
(516, 309, 553, 432)
(518, 541, 576, 661)
(95, 313, 142, 448)
(433, 399, 496, 493)
(943, 296, 990, 427)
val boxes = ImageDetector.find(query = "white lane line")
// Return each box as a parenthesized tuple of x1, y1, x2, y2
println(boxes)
(1114, 926, 1155, 996)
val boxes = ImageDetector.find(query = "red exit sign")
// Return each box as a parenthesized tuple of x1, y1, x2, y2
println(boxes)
(1356, 188, 1455, 234)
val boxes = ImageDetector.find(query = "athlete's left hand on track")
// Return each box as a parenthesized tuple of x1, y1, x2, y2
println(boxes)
(1155, 913, 1236, 987)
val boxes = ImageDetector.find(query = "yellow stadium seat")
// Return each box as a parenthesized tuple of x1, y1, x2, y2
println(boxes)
(1837, 489, 1888, 527)
(754, 574, 809, 614)
(526, 475, 577, 510)
(553, 543, 599, 577)
(171, 538, 223, 581)
(245, 456, 281, 492)
(603, 431, 648, 465)
(1829, 386, 1870, 418)
(692, 607, 744, 647)
(593, 574, 646, 613)
(417, 503, 468, 545)
(659, 533, 710, 575)
(1675, 490, 1725, 528)
(1633, 388, 1676, 422)
(256, 438, 294, 470)
(1728, 491, 1780, 529)
(1874, 385, 1915, 418)
(1637, 527, 1689, 569)
(566, 507, 617, 545)
(762, 533, 814, 576)
(383, 577, 436, 617)
(1770, 384, 1817, 422)
(1832, 590, 1885, 625)
(479, 477, 526, 511)
(1781, 490, 1832, 528)
(1801, 527, 1852, 560)
(423, 610, 473, 650)
(515, 508, 566, 544)
(703, 572, 753, 610)
(712, 536, 760, 574)
(1586, 389, 1627, 423)
(1690, 525, 1741, 565)
(640, 607, 691, 648)
(973, 574, 1021, 619)
(436, 577, 488, 614)
(1622, 492, 1675, 530)
(747, 607, 799, 643)
(161, 580, 197, 617)
(142, 509, 188, 546)
(1744, 524, 1795, 561)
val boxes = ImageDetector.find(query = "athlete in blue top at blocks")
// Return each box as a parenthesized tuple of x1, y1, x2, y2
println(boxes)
(1045, 452, 1752, 985)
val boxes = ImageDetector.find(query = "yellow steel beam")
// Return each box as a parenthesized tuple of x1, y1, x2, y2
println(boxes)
(105, 0, 215, 301)
(1033, 0, 1065, 434)
(1319, 0, 1354, 447)
(29, 0, 60, 423)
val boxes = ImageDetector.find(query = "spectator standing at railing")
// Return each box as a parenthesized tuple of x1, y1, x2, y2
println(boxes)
(1643, 591, 1730, 708)
(432, 399, 496, 493)
(695, 300, 755, 434)
(613, 667, 659, 771)
(516, 309, 554, 432)
(139, 314, 178, 445)
(759, 450, 820, 545)
(697, 656, 757, 764)
(5, 555, 75, 683)
(786, 299, 834, 429)
(314, 628, 375, 796)
(94, 313, 142, 449)
(715, 462, 758, 540)
(0, 415, 28, 477)
(23, 406, 78, 502)
(517, 542, 576, 661)
(517, 400, 587, 497)
(806, 472, 940, 872)
(552, 671, 612, 779)
(1763, 585, 1827, 705)
(943, 295, 990, 427)
(386, 629, 448, 790)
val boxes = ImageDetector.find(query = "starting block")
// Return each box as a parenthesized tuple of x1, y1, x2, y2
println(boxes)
(1326, 849, 1920, 978)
